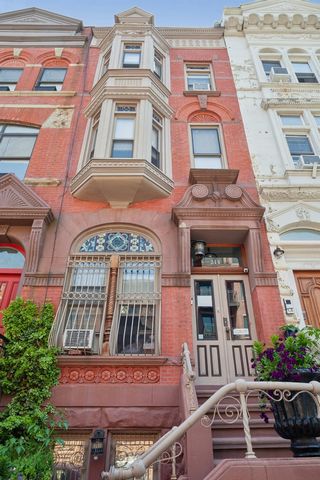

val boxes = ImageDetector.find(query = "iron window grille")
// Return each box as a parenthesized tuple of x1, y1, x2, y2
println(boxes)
(52, 437, 89, 480)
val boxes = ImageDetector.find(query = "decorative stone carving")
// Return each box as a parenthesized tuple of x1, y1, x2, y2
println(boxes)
(59, 366, 160, 384)
(224, 184, 243, 200)
(260, 188, 320, 201)
(191, 184, 209, 200)
(25, 219, 46, 273)
(43, 108, 73, 129)
(266, 217, 280, 233)
(197, 94, 208, 110)
(295, 206, 310, 221)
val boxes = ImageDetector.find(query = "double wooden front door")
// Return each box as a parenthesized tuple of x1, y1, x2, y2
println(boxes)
(294, 271, 320, 328)
(192, 275, 256, 385)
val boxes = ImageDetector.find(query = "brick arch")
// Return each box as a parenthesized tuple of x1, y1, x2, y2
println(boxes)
(0, 49, 35, 65)
(188, 111, 220, 123)
(175, 100, 234, 122)
(0, 116, 41, 129)
(35, 50, 81, 66)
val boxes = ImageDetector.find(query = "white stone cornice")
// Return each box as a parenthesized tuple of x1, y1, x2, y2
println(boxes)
(260, 186, 320, 202)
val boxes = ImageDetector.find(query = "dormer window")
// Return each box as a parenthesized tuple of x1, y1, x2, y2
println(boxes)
(122, 44, 141, 68)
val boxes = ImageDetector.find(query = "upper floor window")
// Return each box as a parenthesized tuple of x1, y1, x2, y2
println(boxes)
(314, 115, 320, 126)
(291, 62, 318, 83)
(34, 68, 67, 91)
(151, 110, 162, 169)
(261, 60, 282, 77)
(102, 51, 111, 76)
(285, 134, 315, 167)
(186, 64, 212, 91)
(0, 124, 39, 179)
(89, 114, 99, 160)
(280, 115, 303, 126)
(154, 50, 163, 80)
(49, 230, 160, 356)
(52, 435, 89, 479)
(111, 105, 136, 158)
(122, 44, 141, 68)
(191, 127, 222, 168)
(0, 68, 23, 91)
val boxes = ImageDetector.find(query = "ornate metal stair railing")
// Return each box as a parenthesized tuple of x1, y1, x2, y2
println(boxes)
(101, 376, 320, 479)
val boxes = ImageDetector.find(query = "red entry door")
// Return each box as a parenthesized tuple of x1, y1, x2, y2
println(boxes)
(0, 273, 21, 334)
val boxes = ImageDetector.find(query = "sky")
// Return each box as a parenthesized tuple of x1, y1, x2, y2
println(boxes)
(0, 0, 319, 28)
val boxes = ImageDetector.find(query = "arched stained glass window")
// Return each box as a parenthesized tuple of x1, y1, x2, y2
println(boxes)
(79, 232, 154, 253)
(280, 229, 320, 241)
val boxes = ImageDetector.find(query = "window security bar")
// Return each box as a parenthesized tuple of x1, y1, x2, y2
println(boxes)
(49, 255, 110, 354)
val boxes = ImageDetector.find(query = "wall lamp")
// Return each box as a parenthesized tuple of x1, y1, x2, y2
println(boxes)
(273, 246, 285, 258)
(91, 429, 105, 460)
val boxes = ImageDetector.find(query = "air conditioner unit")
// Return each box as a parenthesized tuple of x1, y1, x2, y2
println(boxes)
(190, 83, 210, 91)
(297, 155, 320, 168)
(63, 329, 94, 349)
(270, 67, 291, 83)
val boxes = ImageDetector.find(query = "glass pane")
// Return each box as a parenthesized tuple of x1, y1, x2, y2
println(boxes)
(122, 261, 155, 294)
(280, 229, 320, 241)
(280, 115, 303, 126)
(194, 156, 222, 168)
(111, 140, 133, 158)
(195, 281, 217, 340)
(225, 281, 250, 339)
(262, 60, 281, 74)
(152, 127, 159, 149)
(4, 126, 39, 134)
(0, 135, 36, 157)
(71, 262, 107, 288)
(187, 75, 211, 89)
(0, 160, 28, 179)
(114, 118, 134, 139)
(123, 52, 140, 66)
(40, 68, 66, 82)
(199, 246, 242, 267)
(0, 247, 24, 268)
(292, 62, 312, 73)
(314, 116, 320, 126)
(192, 128, 220, 154)
(116, 303, 156, 354)
(286, 136, 313, 155)
(0, 68, 22, 82)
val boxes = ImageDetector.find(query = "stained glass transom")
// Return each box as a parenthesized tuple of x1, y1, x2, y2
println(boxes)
(79, 232, 154, 253)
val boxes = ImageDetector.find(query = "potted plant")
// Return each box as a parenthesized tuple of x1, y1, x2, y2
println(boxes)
(252, 324, 320, 457)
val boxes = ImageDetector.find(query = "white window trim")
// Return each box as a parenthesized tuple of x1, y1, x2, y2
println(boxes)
(185, 63, 215, 91)
(188, 124, 226, 169)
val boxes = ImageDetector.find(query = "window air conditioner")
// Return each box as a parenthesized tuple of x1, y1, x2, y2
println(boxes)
(269, 67, 291, 83)
(190, 83, 210, 91)
(297, 155, 320, 168)
(63, 329, 94, 349)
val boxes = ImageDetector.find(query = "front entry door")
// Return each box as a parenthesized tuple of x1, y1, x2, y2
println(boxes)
(192, 275, 256, 385)
(294, 271, 320, 328)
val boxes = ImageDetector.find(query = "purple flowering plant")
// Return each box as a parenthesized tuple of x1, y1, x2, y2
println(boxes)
(252, 325, 320, 423)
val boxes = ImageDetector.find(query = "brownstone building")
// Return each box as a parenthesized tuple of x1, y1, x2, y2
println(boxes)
(0, 6, 307, 480)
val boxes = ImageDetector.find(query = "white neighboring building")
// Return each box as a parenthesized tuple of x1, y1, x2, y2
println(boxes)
(223, 0, 320, 328)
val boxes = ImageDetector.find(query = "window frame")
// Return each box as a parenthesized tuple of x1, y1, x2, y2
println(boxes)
(190, 125, 224, 169)
(261, 59, 283, 79)
(185, 64, 213, 91)
(0, 68, 23, 91)
(151, 110, 162, 169)
(111, 105, 136, 159)
(34, 67, 67, 92)
(285, 133, 315, 166)
(122, 44, 142, 69)
(0, 124, 39, 179)
(153, 49, 163, 80)
(291, 61, 318, 84)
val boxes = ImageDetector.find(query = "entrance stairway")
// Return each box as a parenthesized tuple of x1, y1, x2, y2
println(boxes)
(196, 385, 292, 462)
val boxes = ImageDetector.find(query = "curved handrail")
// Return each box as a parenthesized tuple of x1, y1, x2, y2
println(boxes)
(101, 378, 320, 479)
